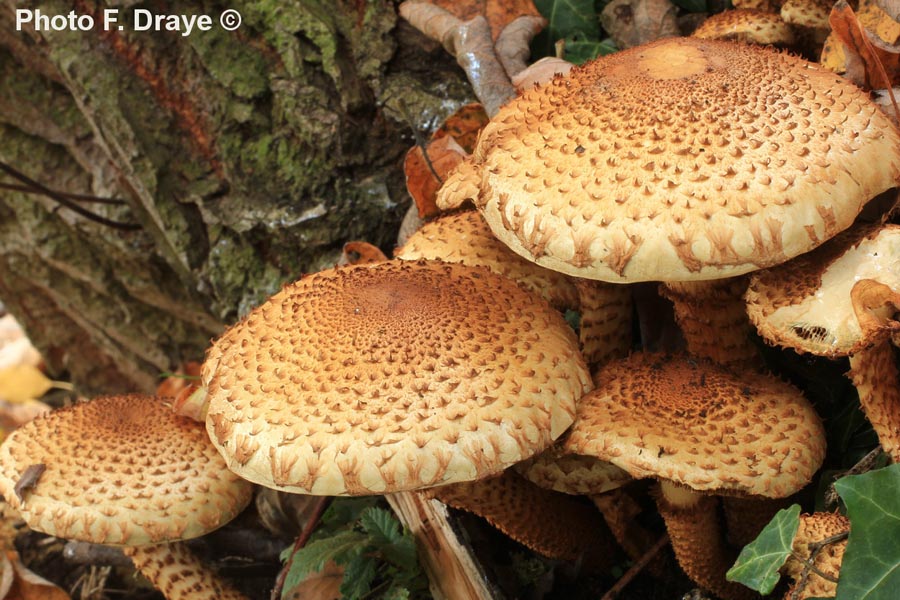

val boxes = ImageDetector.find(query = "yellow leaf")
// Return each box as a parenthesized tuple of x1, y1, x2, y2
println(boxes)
(0, 366, 66, 404)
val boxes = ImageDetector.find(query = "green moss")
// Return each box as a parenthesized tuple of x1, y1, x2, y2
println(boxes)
(204, 230, 285, 319)
(189, 28, 269, 99)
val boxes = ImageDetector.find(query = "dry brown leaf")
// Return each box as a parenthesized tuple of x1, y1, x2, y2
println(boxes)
(155, 361, 201, 399)
(431, 0, 541, 39)
(283, 561, 343, 600)
(404, 136, 468, 218)
(601, 0, 681, 49)
(829, 0, 900, 88)
(430, 102, 489, 153)
(340, 241, 389, 265)
(513, 57, 575, 91)
(0, 400, 50, 434)
(2, 550, 70, 600)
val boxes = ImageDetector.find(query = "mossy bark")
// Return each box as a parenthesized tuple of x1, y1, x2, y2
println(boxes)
(0, 0, 472, 393)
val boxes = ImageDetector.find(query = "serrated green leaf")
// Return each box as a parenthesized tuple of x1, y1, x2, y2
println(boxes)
(382, 586, 411, 600)
(361, 507, 403, 545)
(381, 533, 420, 572)
(834, 464, 900, 600)
(532, 0, 601, 58)
(340, 554, 378, 600)
(726, 504, 801, 594)
(321, 497, 380, 532)
(282, 530, 368, 595)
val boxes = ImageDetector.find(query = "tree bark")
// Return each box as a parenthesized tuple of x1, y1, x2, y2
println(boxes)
(0, 0, 472, 393)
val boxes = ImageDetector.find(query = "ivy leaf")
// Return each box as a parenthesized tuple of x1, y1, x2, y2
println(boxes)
(532, 0, 601, 58)
(339, 554, 378, 600)
(834, 464, 900, 600)
(726, 504, 801, 594)
(563, 36, 617, 64)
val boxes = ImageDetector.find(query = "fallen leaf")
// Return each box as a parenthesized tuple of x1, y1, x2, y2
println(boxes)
(404, 136, 468, 219)
(340, 242, 388, 265)
(512, 56, 574, 90)
(430, 103, 489, 153)
(828, 0, 900, 88)
(13, 464, 45, 503)
(3, 550, 70, 600)
(431, 0, 541, 39)
(155, 362, 201, 399)
(284, 561, 343, 600)
(600, 0, 681, 50)
(0, 366, 56, 404)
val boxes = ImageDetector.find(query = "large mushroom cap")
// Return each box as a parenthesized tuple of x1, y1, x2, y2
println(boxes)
(440, 37, 900, 283)
(746, 223, 900, 356)
(565, 353, 826, 497)
(203, 260, 590, 495)
(0, 394, 253, 546)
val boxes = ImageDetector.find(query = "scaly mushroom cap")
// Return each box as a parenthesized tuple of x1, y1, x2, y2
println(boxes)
(395, 210, 580, 310)
(780, 0, 832, 29)
(203, 260, 590, 495)
(516, 447, 632, 495)
(437, 37, 900, 283)
(0, 395, 253, 546)
(564, 353, 826, 497)
(746, 224, 900, 356)
(783, 512, 849, 599)
(692, 10, 795, 45)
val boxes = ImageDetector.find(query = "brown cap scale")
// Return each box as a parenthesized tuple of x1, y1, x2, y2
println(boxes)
(564, 353, 825, 599)
(0, 394, 252, 546)
(747, 223, 900, 461)
(783, 512, 849, 599)
(396, 210, 633, 367)
(203, 260, 591, 495)
(437, 37, 900, 283)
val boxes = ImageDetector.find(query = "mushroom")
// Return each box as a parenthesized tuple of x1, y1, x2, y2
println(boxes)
(435, 37, 900, 369)
(202, 259, 592, 495)
(782, 512, 849, 599)
(692, 9, 796, 46)
(0, 394, 253, 599)
(395, 209, 633, 367)
(746, 223, 900, 461)
(562, 353, 826, 600)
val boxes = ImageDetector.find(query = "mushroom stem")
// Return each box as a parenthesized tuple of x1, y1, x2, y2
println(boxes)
(124, 542, 248, 600)
(656, 481, 755, 600)
(848, 341, 900, 462)
(591, 488, 666, 576)
(722, 495, 792, 547)
(425, 470, 619, 571)
(575, 280, 634, 369)
(660, 278, 764, 369)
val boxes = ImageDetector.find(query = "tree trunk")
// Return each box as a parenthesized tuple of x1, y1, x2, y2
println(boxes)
(0, 0, 472, 393)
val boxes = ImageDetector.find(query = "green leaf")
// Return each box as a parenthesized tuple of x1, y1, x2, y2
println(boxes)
(361, 507, 403, 545)
(532, 0, 601, 58)
(321, 497, 380, 531)
(283, 530, 368, 594)
(340, 554, 378, 600)
(382, 586, 411, 600)
(834, 464, 900, 600)
(381, 533, 420, 572)
(726, 504, 801, 594)
(563, 36, 617, 64)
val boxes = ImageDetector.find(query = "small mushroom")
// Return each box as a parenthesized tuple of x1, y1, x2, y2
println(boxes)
(563, 353, 826, 600)
(692, 9, 795, 46)
(0, 394, 254, 600)
(746, 223, 900, 461)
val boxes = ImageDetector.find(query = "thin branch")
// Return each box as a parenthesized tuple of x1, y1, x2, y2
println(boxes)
(0, 160, 140, 230)
(0, 182, 127, 205)
(600, 534, 670, 600)
(789, 530, 849, 600)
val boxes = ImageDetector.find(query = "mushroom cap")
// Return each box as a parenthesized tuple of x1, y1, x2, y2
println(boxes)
(0, 394, 253, 546)
(395, 210, 580, 310)
(438, 37, 900, 283)
(746, 224, 900, 356)
(780, 0, 832, 29)
(564, 353, 826, 497)
(203, 260, 590, 495)
(783, 512, 849, 599)
(516, 447, 632, 495)
(692, 10, 795, 45)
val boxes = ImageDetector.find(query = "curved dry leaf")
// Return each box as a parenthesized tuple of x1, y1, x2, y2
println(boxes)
(404, 136, 468, 218)
(431, 0, 541, 39)
(495, 15, 548, 77)
(829, 0, 900, 88)
(512, 56, 574, 90)
(340, 242, 389, 265)
(430, 103, 489, 153)
(3, 550, 70, 600)
(600, 0, 681, 49)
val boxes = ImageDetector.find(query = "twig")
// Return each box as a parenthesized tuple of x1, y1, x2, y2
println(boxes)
(269, 495, 333, 600)
(600, 533, 670, 600)
(0, 160, 140, 230)
(0, 182, 126, 204)
(824, 447, 883, 509)
(789, 531, 849, 600)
